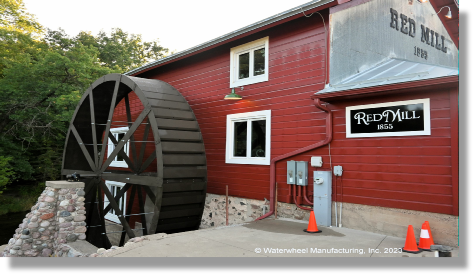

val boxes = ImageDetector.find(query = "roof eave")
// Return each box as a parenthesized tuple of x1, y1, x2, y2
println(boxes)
(125, 0, 336, 76)
(311, 75, 459, 101)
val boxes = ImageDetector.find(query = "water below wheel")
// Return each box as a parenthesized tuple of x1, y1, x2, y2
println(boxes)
(61, 74, 207, 248)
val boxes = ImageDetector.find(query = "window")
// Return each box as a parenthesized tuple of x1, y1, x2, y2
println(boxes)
(108, 127, 129, 168)
(226, 110, 271, 165)
(104, 181, 126, 223)
(230, 37, 269, 88)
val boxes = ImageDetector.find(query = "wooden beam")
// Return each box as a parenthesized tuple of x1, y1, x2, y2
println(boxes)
(138, 120, 151, 166)
(70, 124, 96, 171)
(125, 94, 138, 166)
(100, 180, 136, 239)
(89, 92, 99, 169)
(103, 183, 131, 215)
(119, 185, 136, 247)
(101, 173, 159, 187)
(137, 186, 148, 236)
(101, 106, 151, 172)
(99, 77, 121, 171)
(107, 132, 136, 172)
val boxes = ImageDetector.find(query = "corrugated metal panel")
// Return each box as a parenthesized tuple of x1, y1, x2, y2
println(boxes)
(316, 58, 458, 95)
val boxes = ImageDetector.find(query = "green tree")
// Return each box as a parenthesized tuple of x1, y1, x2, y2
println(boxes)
(75, 28, 170, 72)
(0, 0, 170, 187)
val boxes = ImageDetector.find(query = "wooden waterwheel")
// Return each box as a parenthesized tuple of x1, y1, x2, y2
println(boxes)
(61, 73, 207, 248)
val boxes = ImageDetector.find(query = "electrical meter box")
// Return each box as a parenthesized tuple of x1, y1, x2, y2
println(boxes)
(296, 161, 308, 186)
(287, 161, 296, 184)
(313, 170, 332, 226)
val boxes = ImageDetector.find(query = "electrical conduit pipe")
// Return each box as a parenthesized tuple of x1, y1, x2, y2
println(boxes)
(256, 98, 332, 220)
(295, 185, 313, 211)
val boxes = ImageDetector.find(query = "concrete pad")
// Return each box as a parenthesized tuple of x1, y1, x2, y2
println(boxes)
(104, 218, 457, 258)
(46, 181, 84, 188)
(112, 233, 263, 257)
(67, 240, 98, 255)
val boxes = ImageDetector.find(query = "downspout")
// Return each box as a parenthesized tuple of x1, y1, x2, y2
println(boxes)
(256, 98, 332, 220)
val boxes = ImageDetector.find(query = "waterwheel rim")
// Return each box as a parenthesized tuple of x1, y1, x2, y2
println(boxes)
(61, 74, 207, 248)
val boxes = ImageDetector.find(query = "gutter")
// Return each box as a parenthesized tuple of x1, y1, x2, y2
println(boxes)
(125, 0, 335, 76)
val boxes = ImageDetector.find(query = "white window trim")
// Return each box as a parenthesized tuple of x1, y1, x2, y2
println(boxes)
(226, 110, 271, 165)
(104, 180, 126, 224)
(108, 127, 129, 168)
(230, 36, 269, 88)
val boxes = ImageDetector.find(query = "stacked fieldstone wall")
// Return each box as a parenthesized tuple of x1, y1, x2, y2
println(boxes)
(200, 193, 311, 228)
(1, 181, 86, 257)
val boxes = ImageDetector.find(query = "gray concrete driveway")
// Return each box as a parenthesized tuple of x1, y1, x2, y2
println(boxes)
(101, 218, 458, 257)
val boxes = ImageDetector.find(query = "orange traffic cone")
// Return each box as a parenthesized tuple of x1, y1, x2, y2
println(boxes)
(303, 211, 322, 233)
(424, 221, 435, 245)
(402, 225, 422, 253)
(418, 221, 435, 251)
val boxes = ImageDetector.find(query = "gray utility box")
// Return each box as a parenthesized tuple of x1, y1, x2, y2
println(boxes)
(296, 161, 308, 186)
(313, 170, 332, 227)
(287, 161, 296, 184)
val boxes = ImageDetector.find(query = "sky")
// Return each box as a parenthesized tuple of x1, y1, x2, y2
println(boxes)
(23, 0, 312, 52)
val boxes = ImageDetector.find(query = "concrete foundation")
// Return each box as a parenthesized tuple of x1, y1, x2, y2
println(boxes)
(331, 202, 459, 247)
(200, 193, 459, 247)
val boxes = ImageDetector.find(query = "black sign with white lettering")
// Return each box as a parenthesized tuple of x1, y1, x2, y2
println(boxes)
(350, 103, 424, 134)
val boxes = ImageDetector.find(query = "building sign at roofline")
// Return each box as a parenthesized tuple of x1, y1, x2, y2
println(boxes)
(346, 99, 431, 138)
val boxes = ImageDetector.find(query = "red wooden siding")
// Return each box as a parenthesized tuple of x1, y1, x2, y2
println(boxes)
(117, 12, 458, 216)
(275, 89, 457, 215)
(137, 15, 328, 202)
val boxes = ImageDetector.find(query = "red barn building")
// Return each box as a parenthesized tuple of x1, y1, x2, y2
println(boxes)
(69, 0, 459, 247)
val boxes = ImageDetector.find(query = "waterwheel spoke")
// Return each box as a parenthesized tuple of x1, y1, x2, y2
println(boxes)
(98, 77, 121, 169)
(102, 173, 158, 186)
(119, 185, 136, 247)
(103, 183, 131, 215)
(138, 119, 150, 166)
(70, 124, 96, 171)
(148, 186, 163, 235)
(141, 186, 163, 234)
(89, 90, 98, 169)
(101, 106, 151, 172)
(100, 180, 136, 239)
(125, 94, 138, 166)
(137, 186, 148, 236)
(139, 151, 156, 173)
(97, 182, 112, 249)
(84, 179, 97, 240)
(107, 132, 136, 172)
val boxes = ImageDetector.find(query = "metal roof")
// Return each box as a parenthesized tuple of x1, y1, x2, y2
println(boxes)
(125, 0, 334, 76)
(315, 58, 459, 95)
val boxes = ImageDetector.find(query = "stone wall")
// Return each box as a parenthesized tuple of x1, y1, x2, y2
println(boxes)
(1, 181, 86, 257)
(200, 193, 312, 228)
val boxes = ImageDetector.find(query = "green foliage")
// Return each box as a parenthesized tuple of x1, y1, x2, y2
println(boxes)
(0, 0, 169, 193)
(0, 0, 41, 34)
(0, 156, 15, 193)
(0, 182, 44, 215)
(75, 28, 170, 72)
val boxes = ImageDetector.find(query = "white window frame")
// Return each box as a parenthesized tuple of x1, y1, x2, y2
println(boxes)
(104, 180, 126, 224)
(108, 127, 129, 168)
(230, 36, 269, 88)
(226, 110, 271, 165)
